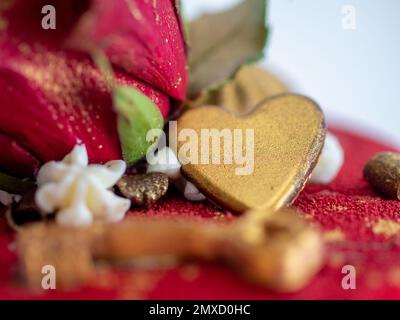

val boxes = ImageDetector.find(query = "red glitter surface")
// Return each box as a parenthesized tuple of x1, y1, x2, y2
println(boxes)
(1, 127, 400, 300)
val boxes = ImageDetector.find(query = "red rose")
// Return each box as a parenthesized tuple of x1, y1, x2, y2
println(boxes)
(0, 0, 187, 178)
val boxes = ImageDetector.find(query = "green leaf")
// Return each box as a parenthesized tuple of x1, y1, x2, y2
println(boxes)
(0, 172, 35, 195)
(113, 86, 164, 165)
(92, 51, 163, 165)
(188, 0, 269, 98)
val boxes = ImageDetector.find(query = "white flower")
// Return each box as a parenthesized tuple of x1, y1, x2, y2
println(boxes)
(35, 144, 131, 227)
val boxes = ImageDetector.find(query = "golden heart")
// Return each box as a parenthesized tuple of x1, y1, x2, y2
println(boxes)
(177, 94, 325, 213)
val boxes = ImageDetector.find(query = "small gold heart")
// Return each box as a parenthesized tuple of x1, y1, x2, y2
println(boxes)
(177, 94, 325, 213)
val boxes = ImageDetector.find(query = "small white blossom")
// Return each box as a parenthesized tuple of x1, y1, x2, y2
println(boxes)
(35, 144, 131, 227)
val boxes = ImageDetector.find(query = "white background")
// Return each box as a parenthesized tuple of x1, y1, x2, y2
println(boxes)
(183, 0, 400, 148)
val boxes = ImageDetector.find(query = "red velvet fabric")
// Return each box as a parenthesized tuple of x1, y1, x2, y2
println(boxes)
(1, 127, 400, 300)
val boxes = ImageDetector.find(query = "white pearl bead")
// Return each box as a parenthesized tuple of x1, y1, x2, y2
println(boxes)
(184, 181, 206, 201)
(147, 147, 182, 180)
(310, 132, 344, 184)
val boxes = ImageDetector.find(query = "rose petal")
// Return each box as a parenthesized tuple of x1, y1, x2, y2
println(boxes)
(0, 45, 170, 174)
(0, 0, 187, 177)
(69, 0, 187, 100)
(0, 0, 90, 46)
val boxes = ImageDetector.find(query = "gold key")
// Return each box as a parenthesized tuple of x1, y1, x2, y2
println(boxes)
(17, 208, 324, 292)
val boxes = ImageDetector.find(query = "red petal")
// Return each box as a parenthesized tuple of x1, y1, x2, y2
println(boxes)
(0, 0, 90, 46)
(0, 44, 170, 175)
(2, 0, 187, 100)
(0, 1, 187, 176)
(70, 0, 187, 100)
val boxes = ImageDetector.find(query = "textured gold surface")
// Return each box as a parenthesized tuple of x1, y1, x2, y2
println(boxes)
(190, 65, 288, 114)
(364, 152, 400, 200)
(17, 222, 95, 290)
(117, 173, 169, 206)
(225, 208, 324, 292)
(178, 94, 326, 213)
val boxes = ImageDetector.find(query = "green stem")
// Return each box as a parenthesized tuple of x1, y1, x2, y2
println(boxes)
(92, 50, 116, 89)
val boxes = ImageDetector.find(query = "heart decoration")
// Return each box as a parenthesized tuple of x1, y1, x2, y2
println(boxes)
(177, 94, 326, 213)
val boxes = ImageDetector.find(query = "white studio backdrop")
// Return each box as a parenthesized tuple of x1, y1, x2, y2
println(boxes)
(183, 0, 400, 148)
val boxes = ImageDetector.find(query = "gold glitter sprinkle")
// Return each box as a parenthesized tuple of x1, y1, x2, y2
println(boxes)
(323, 229, 346, 242)
(13, 48, 107, 138)
(372, 219, 400, 237)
